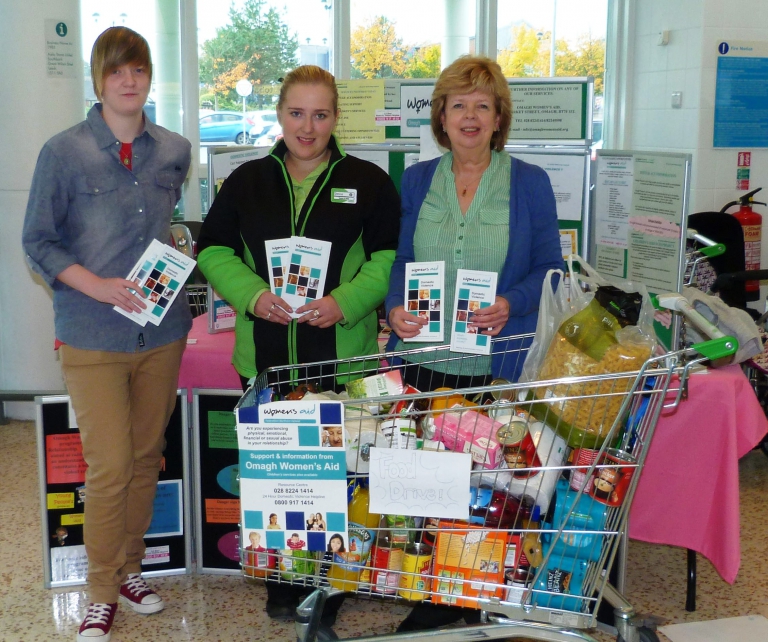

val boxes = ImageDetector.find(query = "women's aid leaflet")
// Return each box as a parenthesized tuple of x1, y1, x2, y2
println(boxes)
(265, 239, 291, 298)
(404, 261, 445, 342)
(237, 400, 348, 554)
(266, 236, 332, 318)
(449, 269, 497, 355)
(115, 239, 196, 326)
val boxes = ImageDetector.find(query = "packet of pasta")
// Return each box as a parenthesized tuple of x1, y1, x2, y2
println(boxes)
(520, 256, 657, 449)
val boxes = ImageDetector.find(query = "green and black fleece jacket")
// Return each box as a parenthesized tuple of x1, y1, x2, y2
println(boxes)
(197, 136, 401, 380)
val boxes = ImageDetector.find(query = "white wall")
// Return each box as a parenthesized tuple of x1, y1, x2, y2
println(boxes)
(0, 1, 83, 418)
(627, 0, 768, 307)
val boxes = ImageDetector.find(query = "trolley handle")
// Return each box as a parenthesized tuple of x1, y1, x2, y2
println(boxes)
(686, 228, 725, 258)
(656, 293, 739, 361)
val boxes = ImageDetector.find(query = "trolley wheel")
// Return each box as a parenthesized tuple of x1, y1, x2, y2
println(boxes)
(617, 626, 660, 642)
(297, 624, 338, 642)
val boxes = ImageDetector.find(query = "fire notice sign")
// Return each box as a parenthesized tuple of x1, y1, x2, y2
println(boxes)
(45, 20, 77, 79)
(737, 151, 751, 190)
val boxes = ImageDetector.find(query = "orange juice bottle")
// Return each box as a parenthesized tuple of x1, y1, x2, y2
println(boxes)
(328, 484, 381, 591)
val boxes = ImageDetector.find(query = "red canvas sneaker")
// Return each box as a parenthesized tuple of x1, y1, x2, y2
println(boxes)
(119, 573, 165, 614)
(77, 602, 117, 641)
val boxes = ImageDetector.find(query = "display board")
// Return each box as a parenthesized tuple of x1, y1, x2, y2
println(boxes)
(590, 150, 693, 348)
(509, 148, 590, 259)
(382, 77, 592, 143)
(36, 392, 191, 588)
(192, 389, 243, 574)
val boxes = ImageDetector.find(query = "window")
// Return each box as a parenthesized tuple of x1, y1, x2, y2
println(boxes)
(80, 0, 186, 214)
(350, 0, 475, 79)
(497, 1, 607, 135)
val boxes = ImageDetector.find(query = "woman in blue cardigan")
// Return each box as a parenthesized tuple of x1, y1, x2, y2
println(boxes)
(385, 56, 563, 394)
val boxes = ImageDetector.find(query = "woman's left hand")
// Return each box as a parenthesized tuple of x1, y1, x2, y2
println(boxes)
(296, 295, 344, 329)
(470, 296, 510, 336)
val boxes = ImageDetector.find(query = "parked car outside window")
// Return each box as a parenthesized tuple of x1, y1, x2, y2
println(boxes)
(199, 111, 253, 144)
(248, 110, 279, 142)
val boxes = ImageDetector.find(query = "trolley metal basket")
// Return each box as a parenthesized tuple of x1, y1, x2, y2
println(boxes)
(236, 332, 736, 642)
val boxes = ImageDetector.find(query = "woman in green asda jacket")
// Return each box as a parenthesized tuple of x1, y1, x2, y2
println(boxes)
(196, 65, 400, 622)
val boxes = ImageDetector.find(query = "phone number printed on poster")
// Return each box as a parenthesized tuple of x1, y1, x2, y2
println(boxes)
(237, 401, 348, 556)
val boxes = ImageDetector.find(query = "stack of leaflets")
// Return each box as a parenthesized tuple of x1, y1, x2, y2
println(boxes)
(403, 261, 445, 342)
(116, 239, 196, 327)
(449, 269, 497, 355)
(265, 237, 332, 318)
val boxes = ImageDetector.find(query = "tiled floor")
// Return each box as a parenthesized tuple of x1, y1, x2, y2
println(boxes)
(1, 418, 766, 642)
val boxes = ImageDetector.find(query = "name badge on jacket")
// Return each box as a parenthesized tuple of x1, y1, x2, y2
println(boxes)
(331, 188, 357, 204)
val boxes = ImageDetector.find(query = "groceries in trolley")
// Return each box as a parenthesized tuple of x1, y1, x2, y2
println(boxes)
(237, 354, 651, 614)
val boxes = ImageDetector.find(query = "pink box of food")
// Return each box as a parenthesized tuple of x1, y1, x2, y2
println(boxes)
(432, 408, 504, 469)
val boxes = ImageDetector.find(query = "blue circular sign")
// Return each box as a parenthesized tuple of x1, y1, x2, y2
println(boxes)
(718, 42, 729, 55)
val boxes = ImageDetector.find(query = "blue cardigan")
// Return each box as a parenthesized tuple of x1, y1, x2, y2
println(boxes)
(384, 155, 563, 381)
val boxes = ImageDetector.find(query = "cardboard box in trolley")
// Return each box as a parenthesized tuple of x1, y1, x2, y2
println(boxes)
(431, 521, 507, 608)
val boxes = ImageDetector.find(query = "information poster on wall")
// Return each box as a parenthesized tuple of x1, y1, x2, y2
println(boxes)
(509, 82, 586, 140)
(510, 153, 586, 221)
(626, 155, 686, 292)
(336, 80, 385, 144)
(714, 41, 768, 147)
(399, 84, 435, 138)
(237, 401, 348, 556)
(45, 20, 77, 78)
(594, 153, 686, 293)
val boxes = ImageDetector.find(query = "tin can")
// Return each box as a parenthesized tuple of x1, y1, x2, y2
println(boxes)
(398, 542, 433, 600)
(419, 516, 441, 548)
(504, 567, 532, 604)
(370, 535, 404, 594)
(243, 547, 275, 578)
(570, 447, 600, 492)
(589, 448, 637, 506)
(387, 514, 416, 547)
(280, 549, 316, 579)
(497, 423, 540, 479)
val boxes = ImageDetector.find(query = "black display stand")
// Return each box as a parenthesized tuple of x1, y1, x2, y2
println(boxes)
(36, 391, 191, 588)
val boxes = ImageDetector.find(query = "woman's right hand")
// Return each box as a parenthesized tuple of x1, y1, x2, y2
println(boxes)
(388, 305, 427, 339)
(254, 291, 293, 325)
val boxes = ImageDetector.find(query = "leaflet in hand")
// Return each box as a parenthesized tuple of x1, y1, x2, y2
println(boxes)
(265, 239, 291, 298)
(404, 261, 444, 342)
(115, 239, 196, 327)
(449, 269, 497, 355)
(266, 236, 331, 318)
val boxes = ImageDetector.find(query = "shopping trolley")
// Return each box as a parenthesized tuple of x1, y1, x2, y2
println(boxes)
(236, 326, 737, 642)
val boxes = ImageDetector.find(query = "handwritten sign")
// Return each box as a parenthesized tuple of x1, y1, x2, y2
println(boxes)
(368, 449, 471, 519)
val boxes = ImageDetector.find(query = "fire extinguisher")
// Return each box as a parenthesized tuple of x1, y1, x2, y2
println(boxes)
(721, 187, 767, 300)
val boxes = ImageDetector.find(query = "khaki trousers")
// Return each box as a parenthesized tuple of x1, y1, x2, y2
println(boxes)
(60, 339, 186, 604)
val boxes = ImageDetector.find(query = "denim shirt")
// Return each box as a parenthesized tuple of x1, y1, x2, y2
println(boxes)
(22, 104, 193, 352)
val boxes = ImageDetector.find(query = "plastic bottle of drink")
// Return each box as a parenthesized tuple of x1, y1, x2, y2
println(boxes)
(328, 484, 381, 591)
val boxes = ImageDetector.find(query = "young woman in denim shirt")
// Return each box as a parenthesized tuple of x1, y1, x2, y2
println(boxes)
(22, 27, 191, 642)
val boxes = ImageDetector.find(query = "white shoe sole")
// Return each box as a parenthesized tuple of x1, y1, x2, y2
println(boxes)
(77, 629, 111, 641)
(119, 594, 164, 615)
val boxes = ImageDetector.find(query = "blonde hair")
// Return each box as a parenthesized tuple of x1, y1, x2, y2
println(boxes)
(90, 27, 152, 101)
(431, 56, 512, 152)
(277, 65, 339, 114)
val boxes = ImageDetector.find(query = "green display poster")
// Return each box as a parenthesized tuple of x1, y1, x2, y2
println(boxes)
(208, 410, 238, 449)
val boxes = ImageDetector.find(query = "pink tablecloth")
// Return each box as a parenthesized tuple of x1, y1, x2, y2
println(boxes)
(629, 364, 768, 584)
(179, 315, 240, 396)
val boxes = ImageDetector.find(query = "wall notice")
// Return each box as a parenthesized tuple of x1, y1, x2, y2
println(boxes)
(714, 41, 768, 148)
(336, 80, 385, 144)
(45, 20, 77, 79)
(509, 83, 585, 140)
